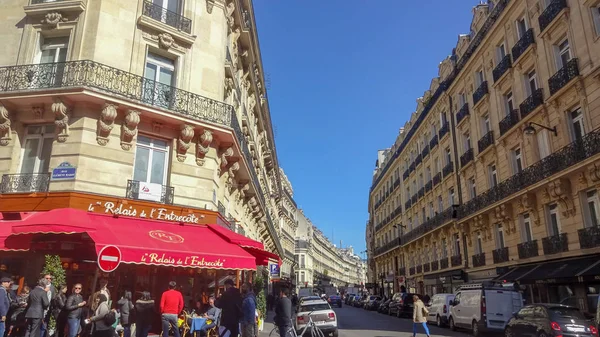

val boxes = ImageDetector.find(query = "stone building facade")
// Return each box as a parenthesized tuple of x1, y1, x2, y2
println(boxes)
(278, 168, 298, 281)
(369, 0, 600, 313)
(0, 0, 282, 254)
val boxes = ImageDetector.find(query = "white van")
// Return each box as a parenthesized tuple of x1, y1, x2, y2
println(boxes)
(448, 282, 523, 337)
(426, 293, 455, 327)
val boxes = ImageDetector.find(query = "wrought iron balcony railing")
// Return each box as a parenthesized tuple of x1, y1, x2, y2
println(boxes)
(451, 254, 462, 267)
(512, 29, 535, 62)
(549, 58, 579, 95)
(457, 127, 600, 220)
(517, 240, 539, 259)
(430, 260, 439, 271)
(411, 194, 418, 205)
(423, 262, 430, 273)
(539, 0, 567, 33)
(460, 148, 474, 168)
(493, 247, 509, 263)
(31, 0, 69, 3)
(442, 162, 454, 177)
(473, 81, 489, 105)
(142, 1, 192, 34)
(125, 180, 174, 204)
(439, 121, 450, 139)
(416, 264, 422, 273)
(493, 55, 512, 83)
(542, 233, 568, 255)
(578, 226, 600, 249)
(0, 173, 50, 194)
(429, 134, 439, 149)
(472, 253, 486, 267)
(499, 110, 520, 136)
(218, 201, 226, 215)
(422, 145, 430, 158)
(418, 187, 425, 199)
(432, 172, 441, 186)
(415, 154, 423, 166)
(405, 200, 412, 211)
(456, 103, 469, 125)
(403, 169, 410, 181)
(439, 257, 449, 269)
(425, 180, 432, 192)
(401, 208, 453, 244)
(519, 88, 544, 119)
(478, 131, 494, 153)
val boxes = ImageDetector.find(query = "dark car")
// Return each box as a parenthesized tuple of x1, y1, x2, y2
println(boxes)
(353, 295, 365, 307)
(328, 295, 342, 308)
(389, 292, 421, 318)
(364, 296, 382, 311)
(345, 293, 356, 305)
(378, 299, 391, 314)
(504, 304, 598, 337)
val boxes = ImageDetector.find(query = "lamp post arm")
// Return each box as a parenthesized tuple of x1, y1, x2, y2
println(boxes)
(529, 122, 557, 136)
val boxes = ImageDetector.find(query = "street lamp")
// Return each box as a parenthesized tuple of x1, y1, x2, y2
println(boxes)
(523, 122, 557, 136)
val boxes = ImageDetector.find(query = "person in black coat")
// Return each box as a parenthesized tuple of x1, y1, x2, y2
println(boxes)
(134, 292, 154, 337)
(215, 280, 241, 337)
(64, 284, 86, 337)
(24, 279, 51, 337)
(52, 286, 67, 337)
(117, 291, 133, 337)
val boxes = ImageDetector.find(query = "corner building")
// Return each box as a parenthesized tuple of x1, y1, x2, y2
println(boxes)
(369, 0, 600, 313)
(0, 0, 283, 277)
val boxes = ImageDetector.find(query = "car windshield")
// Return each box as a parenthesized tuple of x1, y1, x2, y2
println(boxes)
(300, 303, 331, 312)
(549, 307, 587, 320)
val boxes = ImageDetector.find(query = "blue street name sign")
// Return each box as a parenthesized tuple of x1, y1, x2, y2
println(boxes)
(51, 162, 77, 181)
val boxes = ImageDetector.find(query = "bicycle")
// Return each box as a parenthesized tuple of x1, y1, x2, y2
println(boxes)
(268, 312, 325, 337)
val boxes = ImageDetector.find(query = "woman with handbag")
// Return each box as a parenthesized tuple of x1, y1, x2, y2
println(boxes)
(412, 295, 430, 337)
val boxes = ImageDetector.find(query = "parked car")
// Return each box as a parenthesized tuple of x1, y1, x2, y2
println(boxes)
(378, 299, 391, 314)
(328, 295, 342, 308)
(344, 293, 356, 305)
(295, 299, 338, 337)
(425, 293, 454, 327)
(389, 292, 421, 318)
(449, 282, 523, 337)
(504, 304, 598, 337)
(363, 296, 382, 310)
(353, 295, 364, 307)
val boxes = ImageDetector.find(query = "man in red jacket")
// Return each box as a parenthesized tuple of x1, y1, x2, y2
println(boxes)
(160, 281, 183, 337)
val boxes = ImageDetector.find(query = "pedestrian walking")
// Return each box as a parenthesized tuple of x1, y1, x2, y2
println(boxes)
(40, 275, 56, 337)
(24, 278, 51, 337)
(412, 295, 430, 337)
(52, 286, 67, 337)
(117, 291, 133, 337)
(215, 279, 241, 337)
(159, 282, 183, 337)
(273, 287, 292, 337)
(239, 283, 256, 337)
(86, 294, 111, 337)
(65, 284, 86, 337)
(1, 277, 12, 337)
(134, 292, 154, 337)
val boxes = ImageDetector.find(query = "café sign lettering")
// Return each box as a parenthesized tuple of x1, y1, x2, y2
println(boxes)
(87, 201, 201, 224)
(140, 252, 225, 268)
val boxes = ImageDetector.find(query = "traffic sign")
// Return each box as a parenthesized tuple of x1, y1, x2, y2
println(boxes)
(97, 245, 122, 272)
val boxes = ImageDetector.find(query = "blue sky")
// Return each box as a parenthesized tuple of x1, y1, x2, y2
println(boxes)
(253, 1, 477, 255)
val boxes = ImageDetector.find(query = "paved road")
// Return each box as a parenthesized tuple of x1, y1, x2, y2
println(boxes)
(260, 305, 473, 337)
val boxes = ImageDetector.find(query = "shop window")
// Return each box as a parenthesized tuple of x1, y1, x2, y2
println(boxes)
(546, 203, 562, 236)
(520, 213, 534, 242)
(19, 124, 55, 175)
(133, 135, 169, 185)
(495, 224, 505, 249)
(583, 190, 600, 228)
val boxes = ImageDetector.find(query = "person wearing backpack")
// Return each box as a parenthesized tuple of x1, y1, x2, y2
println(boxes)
(86, 294, 113, 337)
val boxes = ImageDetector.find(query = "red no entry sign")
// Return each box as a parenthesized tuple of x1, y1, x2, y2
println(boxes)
(97, 245, 122, 272)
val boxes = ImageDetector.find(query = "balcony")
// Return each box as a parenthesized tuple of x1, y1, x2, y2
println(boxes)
(422, 145, 430, 158)
(0, 173, 50, 194)
(409, 267, 415, 275)
(125, 180, 174, 204)
(442, 162, 454, 177)
(432, 172, 441, 186)
(512, 29, 535, 62)
(429, 134, 439, 149)
(499, 110, 520, 136)
(430, 260, 439, 271)
(472, 81, 489, 106)
(416, 264, 422, 273)
(493, 247, 509, 263)
(418, 187, 425, 199)
(411, 194, 418, 205)
(451, 254, 462, 267)
(439, 257, 449, 269)
(492, 55, 512, 83)
(519, 88, 544, 119)
(478, 131, 494, 153)
(542, 233, 569, 255)
(456, 103, 469, 125)
(403, 169, 410, 181)
(423, 263, 430, 273)
(415, 154, 423, 166)
(472, 253, 486, 267)
(539, 0, 567, 33)
(439, 121, 450, 139)
(460, 149, 474, 168)
(409, 162, 416, 173)
(401, 208, 454, 244)
(425, 180, 433, 192)
(142, 1, 192, 34)
(578, 226, 600, 249)
(549, 58, 579, 96)
(405, 200, 412, 211)
(517, 240, 539, 259)
(374, 238, 401, 257)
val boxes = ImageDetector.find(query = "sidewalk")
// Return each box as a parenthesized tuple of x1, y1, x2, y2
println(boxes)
(258, 311, 277, 336)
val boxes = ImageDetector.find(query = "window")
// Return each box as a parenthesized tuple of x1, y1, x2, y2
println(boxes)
(482, 115, 491, 134)
(449, 188, 455, 206)
(432, 242, 438, 261)
(133, 135, 169, 185)
(537, 130, 551, 159)
(511, 148, 523, 174)
(556, 39, 572, 69)
(468, 177, 476, 199)
(19, 125, 55, 175)
(144, 52, 176, 107)
(408, 218, 413, 231)
(153, 0, 182, 16)
(496, 224, 505, 249)
(547, 204, 561, 236)
(521, 213, 533, 242)
(569, 108, 585, 141)
(488, 164, 498, 187)
(475, 232, 483, 254)
(429, 202, 434, 218)
(437, 195, 443, 212)
(440, 111, 448, 126)
(497, 42, 507, 61)
(441, 238, 448, 258)
(40, 36, 69, 64)
(453, 233, 461, 256)
(526, 70, 538, 96)
(422, 208, 426, 222)
(419, 174, 423, 189)
(434, 157, 440, 174)
(593, 5, 600, 36)
(463, 132, 471, 152)
(475, 69, 485, 86)
(458, 92, 467, 107)
(300, 255, 306, 268)
(583, 190, 600, 228)
(445, 148, 452, 165)
(516, 16, 528, 38)
(504, 91, 514, 115)
(426, 167, 431, 181)
(300, 271, 305, 283)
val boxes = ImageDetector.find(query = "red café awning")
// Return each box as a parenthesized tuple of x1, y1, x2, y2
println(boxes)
(206, 223, 281, 265)
(1, 208, 271, 270)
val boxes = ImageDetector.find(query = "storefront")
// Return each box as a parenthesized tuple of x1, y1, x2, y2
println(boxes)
(423, 269, 466, 295)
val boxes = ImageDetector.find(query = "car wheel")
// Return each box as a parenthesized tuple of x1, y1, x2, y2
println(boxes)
(331, 330, 339, 337)
(472, 320, 480, 337)
(449, 317, 456, 331)
(436, 315, 442, 327)
(504, 328, 513, 337)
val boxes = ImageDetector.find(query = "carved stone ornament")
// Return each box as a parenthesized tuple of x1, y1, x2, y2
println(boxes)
(151, 33, 179, 49)
(493, 204, 516, 234)
(206, 0, 215, 13)
(0, 103, 11, 146)
(120, 110, 141, 150)
(240, 183, 250, 199)
(32, 106, 44, 119)
(544, 178, 576, 218)
(516, 193, 541, 227)
(588, 163, 600, 185)
(152, 121, 163, 133)
(42, 12, 68, 27)
(195, 129, 213, 166)
(227, 161, 240, 192)
(51, 98, 69, 142)
(225, 1, 235, 28)
(224, 77, 234, 100)
(96, 103, 118, 146)
(176, 124, 195, 162)
(247, 93, 256, 112)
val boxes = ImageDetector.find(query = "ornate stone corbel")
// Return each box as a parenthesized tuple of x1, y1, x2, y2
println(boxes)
(52, 98, 69, 142)
(195, 129, 213, 166)
(494, 204, 515, 234)
(152, 121, 163, 133)
(177, 124, 195, 162)
(516, 193, 541, 227)
(42, 12, 68, 27)
(247, 93, 256, 112)
(97, 103, 118, 146)
(240, 183, 250, 199)
(225, 1, 235, 28)
(588, 163, 600, 185)
(0, 104, 12, 146)
(224, 77, 234, 101)
(227, 162, 240, 192)
(120, 110, 141, 150)
(546, 178, 576, 218)
(32, 106, 44, 119)
(206, 0, 215, 13)
(153, 33, 178, 49)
